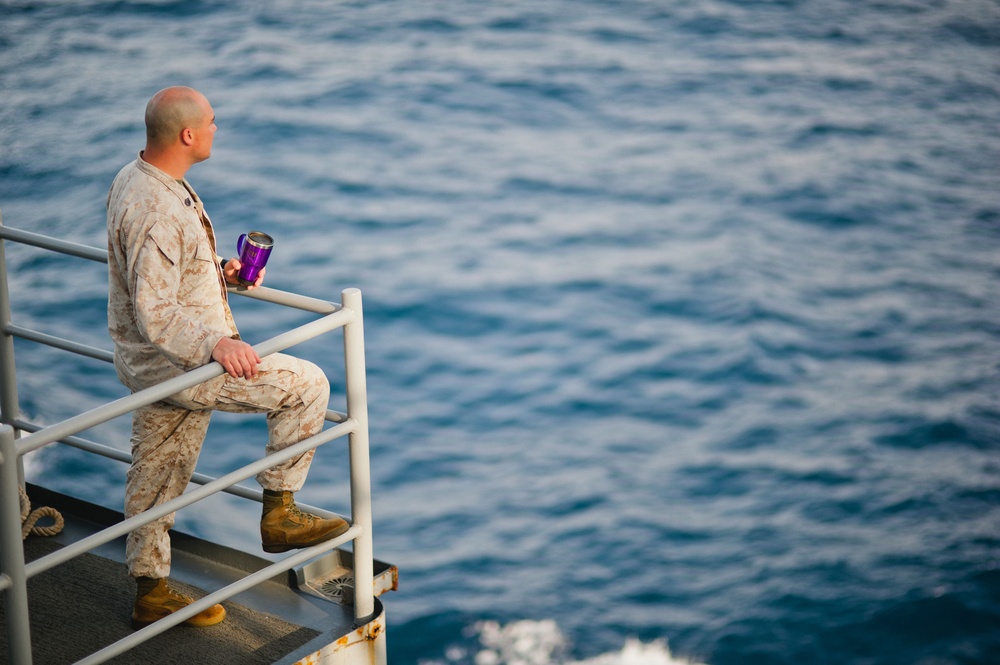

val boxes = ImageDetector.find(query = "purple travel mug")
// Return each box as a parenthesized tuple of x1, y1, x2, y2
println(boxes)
(236, 231, 273, 285)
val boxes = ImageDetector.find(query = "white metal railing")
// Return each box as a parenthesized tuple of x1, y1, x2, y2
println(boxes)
(0, 212, 376, 664)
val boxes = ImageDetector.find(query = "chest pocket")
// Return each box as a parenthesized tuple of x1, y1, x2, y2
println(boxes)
(146, 221, 182, 267)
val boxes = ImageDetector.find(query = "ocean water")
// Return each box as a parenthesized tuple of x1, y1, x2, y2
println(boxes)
(2, 1, 1000, 663)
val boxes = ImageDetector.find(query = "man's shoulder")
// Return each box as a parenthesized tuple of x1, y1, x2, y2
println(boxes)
(111, 158, 163, 193)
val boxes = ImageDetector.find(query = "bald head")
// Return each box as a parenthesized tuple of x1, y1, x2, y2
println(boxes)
(140, 86, 216, 177)
(145, 86, 210, 148)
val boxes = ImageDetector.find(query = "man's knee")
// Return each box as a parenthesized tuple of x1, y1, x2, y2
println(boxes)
(298, 359, 330, 405)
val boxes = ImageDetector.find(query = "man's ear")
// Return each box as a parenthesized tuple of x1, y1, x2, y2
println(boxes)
(180, 127, 195, 146)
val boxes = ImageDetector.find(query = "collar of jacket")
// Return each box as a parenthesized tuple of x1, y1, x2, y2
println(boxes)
(134, 151, 205, 215)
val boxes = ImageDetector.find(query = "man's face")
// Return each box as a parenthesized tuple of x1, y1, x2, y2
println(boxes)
(192, 97, 217, 163)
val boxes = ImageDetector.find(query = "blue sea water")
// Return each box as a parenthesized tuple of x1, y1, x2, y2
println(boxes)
(2, 0, 1000, 663)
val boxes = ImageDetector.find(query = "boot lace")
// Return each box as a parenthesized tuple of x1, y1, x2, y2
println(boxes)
(286, 501, 317, 525)
(165, 586, 194, 604)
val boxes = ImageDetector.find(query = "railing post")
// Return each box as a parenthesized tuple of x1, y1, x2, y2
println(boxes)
(0, 215, 19, 419)
(0, 213, 25, 486)
(341, 287, 375, 624)
(0, 425, 33, 664)
(0, 212, 18, 420)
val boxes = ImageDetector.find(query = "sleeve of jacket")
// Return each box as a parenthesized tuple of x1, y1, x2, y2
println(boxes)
(131, 220, 229, 370)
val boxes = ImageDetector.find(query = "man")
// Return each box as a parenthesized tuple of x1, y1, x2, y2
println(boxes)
(107, 86, 348, 628)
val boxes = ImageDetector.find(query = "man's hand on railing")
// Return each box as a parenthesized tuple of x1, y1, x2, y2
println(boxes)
(212, 336, 262, 379)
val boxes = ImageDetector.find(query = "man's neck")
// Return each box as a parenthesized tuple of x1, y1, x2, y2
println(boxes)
(140, 146, 192, 180)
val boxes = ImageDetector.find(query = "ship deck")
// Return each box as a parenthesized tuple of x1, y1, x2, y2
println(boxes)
(2, 484, 378, 665)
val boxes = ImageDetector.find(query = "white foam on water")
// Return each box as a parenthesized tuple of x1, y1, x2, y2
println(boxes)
(444, 619, 707, 665)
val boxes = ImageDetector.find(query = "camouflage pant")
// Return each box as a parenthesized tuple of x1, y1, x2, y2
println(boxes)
(125, 353, 330, 578)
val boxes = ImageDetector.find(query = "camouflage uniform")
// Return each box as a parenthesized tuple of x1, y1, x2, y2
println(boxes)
(107, 154, 329, 578)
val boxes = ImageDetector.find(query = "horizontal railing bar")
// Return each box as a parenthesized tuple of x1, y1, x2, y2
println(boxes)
(16, 306, 355, 456)
(326, 408, 348, 423)
(0, 226, 107, 263)
(73, 524, 361, 665)
(5, 324, 114, 363)
(14, 420, 131, 464)
(228, 284, 340, 315)
(16, 362, 214, 455)
(15, 417, 348, 520)
(260, 307, 354, 356)
(24, 418, 355, 580)
(0, 224, 339, 316)
(13, 414, 346, 462)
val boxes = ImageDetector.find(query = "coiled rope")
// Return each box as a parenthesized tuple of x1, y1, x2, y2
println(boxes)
(18, 485, 63, 539)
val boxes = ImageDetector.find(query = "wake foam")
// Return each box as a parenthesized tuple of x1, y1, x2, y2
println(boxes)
(453, 619, 708, 665)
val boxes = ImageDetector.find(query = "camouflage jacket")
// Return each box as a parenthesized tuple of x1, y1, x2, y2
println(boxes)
(107, 153, 239, 392)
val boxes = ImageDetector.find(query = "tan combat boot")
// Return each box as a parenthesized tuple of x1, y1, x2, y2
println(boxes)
(132, 577, 226, 629)
(260, 490, 350, 554)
